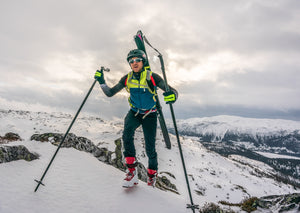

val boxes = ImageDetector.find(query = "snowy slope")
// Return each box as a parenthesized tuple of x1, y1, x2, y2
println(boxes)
(0, 140, 188, 213)
(0, 110, 299, 213)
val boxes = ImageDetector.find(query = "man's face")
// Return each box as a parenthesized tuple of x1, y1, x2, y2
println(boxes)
(129, 57, 144, 73)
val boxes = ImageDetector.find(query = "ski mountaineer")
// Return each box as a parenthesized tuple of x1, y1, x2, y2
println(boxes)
(94, 49, 178, 188)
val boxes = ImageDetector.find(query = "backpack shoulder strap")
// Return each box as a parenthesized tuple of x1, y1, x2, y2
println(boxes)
(147, 75, 157, 94)
(150, 75, 156, 86)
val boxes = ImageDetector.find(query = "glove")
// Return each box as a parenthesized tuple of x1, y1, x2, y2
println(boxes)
(94, 70, 105, 84)
(163, 90, 176, 104)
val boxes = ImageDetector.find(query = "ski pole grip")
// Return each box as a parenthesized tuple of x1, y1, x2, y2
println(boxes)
(101, 66, 110, 72)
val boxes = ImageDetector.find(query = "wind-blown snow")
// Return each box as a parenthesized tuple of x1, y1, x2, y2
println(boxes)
(0, 110, 299, 213)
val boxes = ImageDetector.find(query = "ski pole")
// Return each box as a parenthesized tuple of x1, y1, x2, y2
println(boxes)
(34, 66, 110, 192)
(144, 37, 199, 212)
(156, 97, 172, 149)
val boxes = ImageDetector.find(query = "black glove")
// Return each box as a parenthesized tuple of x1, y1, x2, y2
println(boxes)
(94, 70, 105, 84)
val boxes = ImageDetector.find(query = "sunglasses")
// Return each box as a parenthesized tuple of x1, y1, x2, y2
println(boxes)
(129, 58, 143, 64)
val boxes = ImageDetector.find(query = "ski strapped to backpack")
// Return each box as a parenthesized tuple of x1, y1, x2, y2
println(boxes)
(140, 31, 199, 212)
(134, 30, 171, 150)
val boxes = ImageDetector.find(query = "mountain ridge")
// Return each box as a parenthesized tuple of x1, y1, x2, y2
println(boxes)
(172, 115, 300, 156)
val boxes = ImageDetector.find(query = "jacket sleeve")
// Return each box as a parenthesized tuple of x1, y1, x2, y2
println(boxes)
(100, 75, 127, 97)
(152, 73, 178, 99)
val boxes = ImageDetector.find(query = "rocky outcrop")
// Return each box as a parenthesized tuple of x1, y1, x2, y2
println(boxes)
(111, 138, 126, 171)
(0, 132, 22, 144)
(257, 193, 300, 212)
(0, 145, 39, 163)
(31, 133, 178, 193)
(31, 133, 113, 164)
(219, 193, 300, 212)
(156, 175, 178, 194)
(0, 132, 37, 163)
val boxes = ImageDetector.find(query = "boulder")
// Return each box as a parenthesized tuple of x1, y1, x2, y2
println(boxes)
(31, 133, 112, 164)
(0, 132, 22, 144)
(257, 193, 300, 212)
(0, 145, 39, 163)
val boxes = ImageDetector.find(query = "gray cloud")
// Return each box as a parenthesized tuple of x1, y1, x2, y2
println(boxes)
(1, 0, 300, 120)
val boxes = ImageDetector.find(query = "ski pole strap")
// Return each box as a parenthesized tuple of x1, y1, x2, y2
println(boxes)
(144, 36, 162, 55)
(144, 36, 170, 92)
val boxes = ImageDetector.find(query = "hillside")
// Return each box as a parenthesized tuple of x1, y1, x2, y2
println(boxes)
(0, 109, 299, 212)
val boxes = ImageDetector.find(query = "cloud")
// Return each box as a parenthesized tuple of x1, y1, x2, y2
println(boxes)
(0, 0, 300, 120)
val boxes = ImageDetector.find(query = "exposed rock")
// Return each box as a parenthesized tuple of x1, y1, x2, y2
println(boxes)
(0, 132, 22, 144)
(136, 162, 148, 182)
(111, 138, 126, 171)
(160, 171, 176, 179)
(31, 133, 62, 143)
(220, 193, 300, 212)
(31, 133, 112, 164)
(199, 202, 235, 213)
(0, 145, 39, 163)
(257, 193, 300, 212)
(156, 175, 178, 194)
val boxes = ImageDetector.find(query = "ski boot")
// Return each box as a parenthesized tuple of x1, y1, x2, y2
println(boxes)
(147, 169, 157, 187)
(122, 157, 138, 188)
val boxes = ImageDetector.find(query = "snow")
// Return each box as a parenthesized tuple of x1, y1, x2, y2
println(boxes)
(1, 110, 300, 213)
(256, 152, 300, 160)
(0, 140, 189, 213)
(176, 115, 300, 138)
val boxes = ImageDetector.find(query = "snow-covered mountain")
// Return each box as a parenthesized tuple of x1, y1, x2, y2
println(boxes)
(174, 115, 300, 183)
(174, 115, 300, 156)
(1, 109, 299, 213)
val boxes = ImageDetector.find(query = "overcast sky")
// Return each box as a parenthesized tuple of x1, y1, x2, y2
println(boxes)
(1, 0, 300, 120)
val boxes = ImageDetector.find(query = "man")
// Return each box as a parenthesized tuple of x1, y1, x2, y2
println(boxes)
(94, 49, 177, 188)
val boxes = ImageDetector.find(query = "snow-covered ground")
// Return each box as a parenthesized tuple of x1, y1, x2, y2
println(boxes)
(0, 140, 188, 213)
(0, 110, 299, 213)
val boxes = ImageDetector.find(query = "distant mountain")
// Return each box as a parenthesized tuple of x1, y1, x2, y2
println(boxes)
(172, 115, 300, 180)
(173, 115, 300, 156)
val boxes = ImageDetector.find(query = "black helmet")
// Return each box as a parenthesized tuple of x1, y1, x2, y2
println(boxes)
(127, 49, 147, 64)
